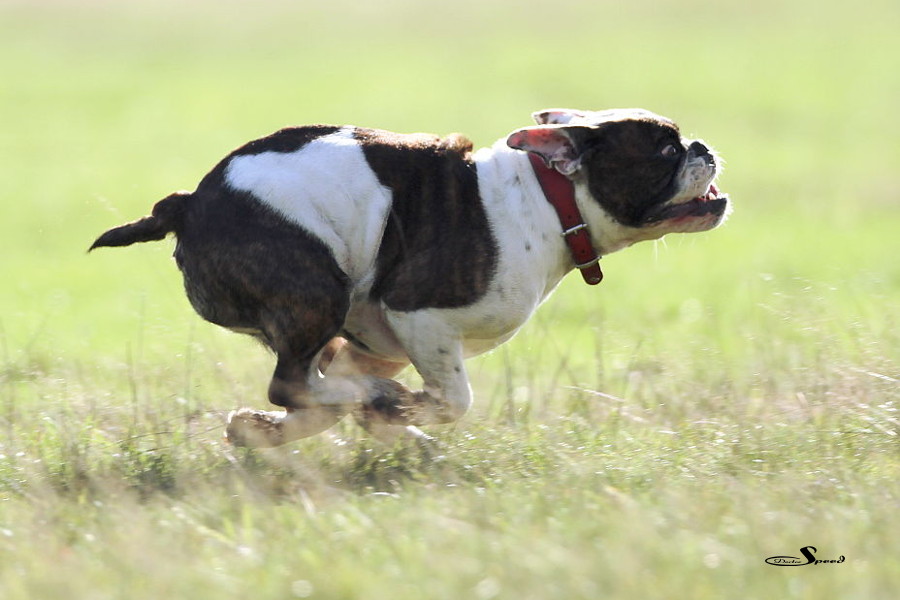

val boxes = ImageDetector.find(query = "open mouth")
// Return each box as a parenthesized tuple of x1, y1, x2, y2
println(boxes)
(644, 183, 729, 224)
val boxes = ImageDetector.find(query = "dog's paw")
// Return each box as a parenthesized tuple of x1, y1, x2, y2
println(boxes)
(356, 377, 416, 424)
(225, 408, 286, 448)
(358, 379, 456, 426)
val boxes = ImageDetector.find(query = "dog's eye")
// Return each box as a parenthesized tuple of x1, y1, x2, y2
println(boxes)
(660, 144, 680, 158)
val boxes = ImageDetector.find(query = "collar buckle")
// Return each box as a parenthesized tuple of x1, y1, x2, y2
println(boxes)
(561, 223, 588, 237)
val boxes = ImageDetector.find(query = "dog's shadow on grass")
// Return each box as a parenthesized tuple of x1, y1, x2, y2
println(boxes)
(222, 433, 462, 500)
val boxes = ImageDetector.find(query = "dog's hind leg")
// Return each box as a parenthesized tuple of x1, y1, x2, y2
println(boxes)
(226, 405, 348, 448)
(226, 339, 352, 447)
(225, 277, 354, 447)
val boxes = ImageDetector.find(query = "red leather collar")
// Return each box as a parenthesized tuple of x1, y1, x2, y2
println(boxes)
(527, 154, 603, 285)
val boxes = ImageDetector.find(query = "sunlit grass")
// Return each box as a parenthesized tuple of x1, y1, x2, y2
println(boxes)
(1, 0, 899, 598)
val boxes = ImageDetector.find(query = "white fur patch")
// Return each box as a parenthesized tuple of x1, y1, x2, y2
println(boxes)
(224, 128, 392, 282)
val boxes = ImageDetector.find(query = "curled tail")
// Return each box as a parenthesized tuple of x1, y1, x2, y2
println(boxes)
(89, 191, 191, 251)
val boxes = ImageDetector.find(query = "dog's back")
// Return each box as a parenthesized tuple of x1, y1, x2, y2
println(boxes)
(91, 125, 494, 319)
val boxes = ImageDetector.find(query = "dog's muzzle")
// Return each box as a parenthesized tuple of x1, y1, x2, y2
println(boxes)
(641, 140, 729, 225)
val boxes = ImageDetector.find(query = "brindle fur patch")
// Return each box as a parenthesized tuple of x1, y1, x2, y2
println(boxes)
(354, 128, 498, 311)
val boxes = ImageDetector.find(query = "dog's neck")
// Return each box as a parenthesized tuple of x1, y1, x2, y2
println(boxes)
(471, 143, 599, 302)
(477, 141, 667, 294)
(526, 153, 603, 285)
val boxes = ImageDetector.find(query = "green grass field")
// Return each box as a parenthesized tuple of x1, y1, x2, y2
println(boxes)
(1, 0, 898, 598)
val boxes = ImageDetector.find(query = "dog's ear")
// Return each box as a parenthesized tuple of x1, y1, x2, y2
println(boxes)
(531, 108, 588, 125)
(507, 125, 596, 175)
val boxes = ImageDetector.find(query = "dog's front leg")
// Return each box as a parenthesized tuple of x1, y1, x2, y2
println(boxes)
(356, 310, 473, 427)
(321, 340, 431, 444)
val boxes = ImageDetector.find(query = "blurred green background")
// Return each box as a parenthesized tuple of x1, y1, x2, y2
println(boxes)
(2, 0, 898, 363)
(0, 1, 898, 597)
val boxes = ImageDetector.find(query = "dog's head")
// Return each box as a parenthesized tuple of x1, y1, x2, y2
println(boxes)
(507, 108, 730, 252)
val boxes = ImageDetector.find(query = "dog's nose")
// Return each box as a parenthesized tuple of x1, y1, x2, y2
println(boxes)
(688, 141, 709, 155)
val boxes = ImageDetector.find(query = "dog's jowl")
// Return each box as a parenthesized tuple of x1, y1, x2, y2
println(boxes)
(91, 108, 731, 447)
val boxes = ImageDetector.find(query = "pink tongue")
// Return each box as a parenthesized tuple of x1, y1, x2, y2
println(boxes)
(709, 184, 718, 197)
